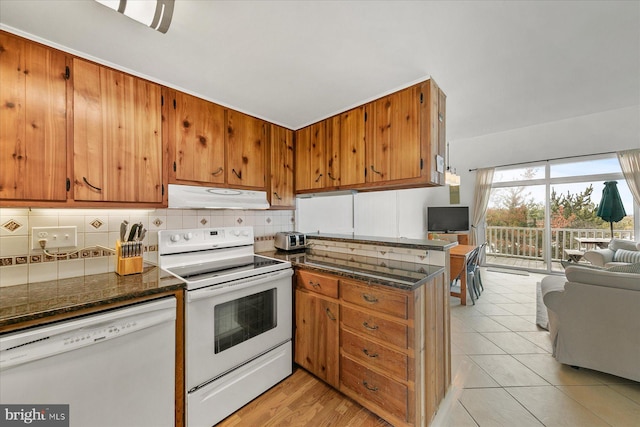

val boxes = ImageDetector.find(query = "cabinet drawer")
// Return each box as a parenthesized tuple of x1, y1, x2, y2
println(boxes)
(297, 270, 339, 298)
(341, 329, 408, 381)
(340, 280, 409, 319)
(341, 306, 408, 349)
(340, 355, 408, 422)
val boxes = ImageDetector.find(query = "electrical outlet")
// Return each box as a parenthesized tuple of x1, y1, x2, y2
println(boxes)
(32, 226, 78, 250)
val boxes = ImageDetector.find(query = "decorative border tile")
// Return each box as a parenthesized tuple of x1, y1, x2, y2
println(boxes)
(2, 219, 22, 233)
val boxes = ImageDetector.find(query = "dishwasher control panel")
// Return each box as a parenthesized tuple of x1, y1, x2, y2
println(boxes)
(63, 321, 138, 346)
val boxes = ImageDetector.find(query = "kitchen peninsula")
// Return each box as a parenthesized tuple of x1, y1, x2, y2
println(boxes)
(262, 233, 454, 427)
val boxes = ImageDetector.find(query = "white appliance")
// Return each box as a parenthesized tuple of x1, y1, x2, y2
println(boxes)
(158, 226, 293, 427)
(0, 297, 176, 427)
(168, 184, 270, 209)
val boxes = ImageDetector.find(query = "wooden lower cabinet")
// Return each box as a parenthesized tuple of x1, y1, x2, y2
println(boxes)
(293, 268, 450, 427)
(294, 287, 340, 388)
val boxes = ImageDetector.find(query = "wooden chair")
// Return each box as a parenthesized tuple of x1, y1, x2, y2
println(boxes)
(452, 246, 481, 305)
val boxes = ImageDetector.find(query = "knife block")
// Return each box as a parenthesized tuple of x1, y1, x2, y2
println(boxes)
(115, 240, 144, 276)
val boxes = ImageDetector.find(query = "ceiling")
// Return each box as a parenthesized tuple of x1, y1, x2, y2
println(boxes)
(1, 1, 638, 141)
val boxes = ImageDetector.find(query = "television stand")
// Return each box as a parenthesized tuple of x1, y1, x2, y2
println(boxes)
(428, 232, 469, 245)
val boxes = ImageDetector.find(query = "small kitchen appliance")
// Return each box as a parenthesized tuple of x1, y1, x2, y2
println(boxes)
(274, 231, 308, 251)
(158, 226, 292, 427)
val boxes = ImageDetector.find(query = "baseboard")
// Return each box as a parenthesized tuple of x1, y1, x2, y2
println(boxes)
(486, 267, 530, 276)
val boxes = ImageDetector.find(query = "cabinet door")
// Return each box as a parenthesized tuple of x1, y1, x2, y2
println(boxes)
(325, 116, 340, 186)
(269, 125, 294, 208)
(338, 106, 365, 186)
(226, 110, 267, 189)
(295, 289, 340, 388)
(366, 85, 421, 183)
(73, 59, 162, 203)
(0, 33, 67, 201)
(173, 91, 225, 184)
(294, 122, 325, 191)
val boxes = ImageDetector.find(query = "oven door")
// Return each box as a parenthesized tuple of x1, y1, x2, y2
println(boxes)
(186, 268, 293, 391)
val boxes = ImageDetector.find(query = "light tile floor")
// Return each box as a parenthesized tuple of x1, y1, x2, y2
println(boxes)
(433, 269, 640, 427)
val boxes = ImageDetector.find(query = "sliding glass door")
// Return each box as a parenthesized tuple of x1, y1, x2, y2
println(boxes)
(485, 155, 636, 273)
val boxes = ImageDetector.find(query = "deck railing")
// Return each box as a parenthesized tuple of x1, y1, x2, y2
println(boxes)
(486, 226, 635, 262)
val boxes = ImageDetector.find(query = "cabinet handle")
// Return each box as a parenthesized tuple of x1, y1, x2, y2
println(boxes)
(362, 380, 378, 392)
(232, 168, 242, 179)
(362, 294, 378, 304)
(327, 173, 337, 181)
(363, 349, 379, 358)
(309, 281, 320, 289)
(314, 173, 323, 183)
(325, 308, 336, 321)
(82, 177, 102, 192)
(273, 192, 282, 200)
(211, 167, 223, 176)
(370, 165, 383, 176)
(362, 321, 378, 331)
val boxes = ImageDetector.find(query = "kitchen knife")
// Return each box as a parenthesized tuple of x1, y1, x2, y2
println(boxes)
(138, 228, 146, 242)
(127, 224, 139, 242)
(120, 221, 128, 242)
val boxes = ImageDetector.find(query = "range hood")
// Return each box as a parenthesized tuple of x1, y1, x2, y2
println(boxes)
(168, 184, 270, 210)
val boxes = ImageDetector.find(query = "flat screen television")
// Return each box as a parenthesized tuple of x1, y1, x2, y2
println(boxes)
(427, 206, 470, 233)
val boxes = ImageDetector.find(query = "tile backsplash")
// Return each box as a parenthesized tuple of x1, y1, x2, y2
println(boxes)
(0, 208, 295, 287)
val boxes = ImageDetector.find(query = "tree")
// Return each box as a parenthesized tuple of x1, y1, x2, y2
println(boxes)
(550, 185, 603, 229)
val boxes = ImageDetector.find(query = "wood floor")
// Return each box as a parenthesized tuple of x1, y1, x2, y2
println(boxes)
(217, 367, 392, 427)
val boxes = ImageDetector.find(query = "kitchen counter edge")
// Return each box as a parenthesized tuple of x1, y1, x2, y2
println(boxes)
(0, 266, 185, 332)
(260, 250, 445, 291)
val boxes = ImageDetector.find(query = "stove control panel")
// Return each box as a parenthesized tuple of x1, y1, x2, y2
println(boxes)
(158, 227, 254, 255)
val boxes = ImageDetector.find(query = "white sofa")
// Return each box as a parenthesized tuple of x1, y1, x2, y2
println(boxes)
(583, 238, 640, 267)
(541, 265, 640, 381)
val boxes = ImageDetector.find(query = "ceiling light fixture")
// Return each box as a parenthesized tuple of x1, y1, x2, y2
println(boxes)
(95, 0, 174, 33)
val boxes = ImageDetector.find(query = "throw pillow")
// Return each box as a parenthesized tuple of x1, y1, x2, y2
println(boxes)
(613, 249, 640, 264)
(607, 262, 640, 274)
(609, 239, 639, 252)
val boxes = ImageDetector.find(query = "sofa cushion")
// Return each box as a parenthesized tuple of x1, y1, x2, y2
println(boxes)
(613, 249, 640, 264)
(609, 239, 639, 252)
(564, 265, 640, 291)
(607, 262, 640, 274)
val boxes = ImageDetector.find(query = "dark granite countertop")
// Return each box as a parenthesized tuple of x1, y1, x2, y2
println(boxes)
(260, 249, 445, 291)
(0, 266, 185, 331)
(305, 232, 457, 251)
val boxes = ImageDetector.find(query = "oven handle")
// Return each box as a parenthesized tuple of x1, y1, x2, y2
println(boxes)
(187, 269, 293, 302)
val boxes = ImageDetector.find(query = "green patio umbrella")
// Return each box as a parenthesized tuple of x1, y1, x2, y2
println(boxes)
(596, 181, 626, 238)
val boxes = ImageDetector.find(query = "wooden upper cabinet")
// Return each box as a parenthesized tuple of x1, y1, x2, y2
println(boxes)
(226, 110, 268, 189)
(295, 122, 326, 191)
(294, 79, 445, 195)
(269, 125, 295, 208)
(170, 91, 226, 185)
(73, 58, 162, 203)
(0, 32, 68, 202)
(429, 80, 447, 186)
(366, 84, 421, 183)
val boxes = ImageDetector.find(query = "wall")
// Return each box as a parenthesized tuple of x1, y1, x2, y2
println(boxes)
(0, 208, 294, 286)
(451, 105, 640, 210)
(296, 187, 452, 239)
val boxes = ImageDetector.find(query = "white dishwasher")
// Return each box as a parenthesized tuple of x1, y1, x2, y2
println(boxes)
(0, 297, 176, 427)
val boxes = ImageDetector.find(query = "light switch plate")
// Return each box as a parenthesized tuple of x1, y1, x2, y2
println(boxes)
(32, 226, 78, 250)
